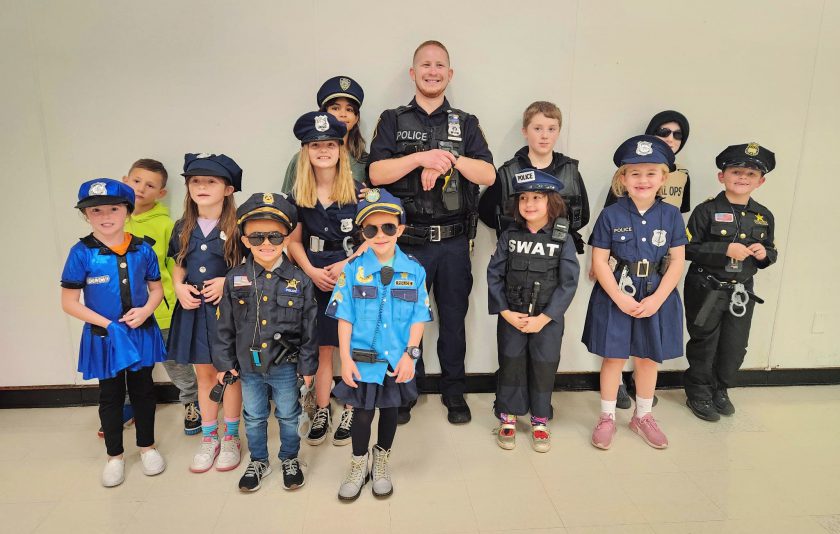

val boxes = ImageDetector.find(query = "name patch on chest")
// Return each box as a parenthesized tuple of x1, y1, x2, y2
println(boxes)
(394, 280, 413, 287)
(508, 240, 560, 256)
(87, 275, 110, 285)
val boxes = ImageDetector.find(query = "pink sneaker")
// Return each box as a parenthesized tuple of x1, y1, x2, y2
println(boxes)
(629, 413, 668, 449)
(591, 413, 616, 450)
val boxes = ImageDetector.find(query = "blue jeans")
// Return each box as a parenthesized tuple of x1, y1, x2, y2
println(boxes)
(240, 363, 301, 462)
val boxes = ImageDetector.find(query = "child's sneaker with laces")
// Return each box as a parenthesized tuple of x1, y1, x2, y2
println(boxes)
(190, 436, 220, 473)
(238, 459, 271, 492)
(183, 402, 202, 435)
(629, 413, 668, 449)
(591, 413, 617, 450)
(332, 407, 353, 446)
(281, 458, 305, 490)
(306, 406, 331, 446)
(216, 435, 241, 471)
(494, 414, 517, 450)
(371, 445, 393, 497)
(531, 424, 551, 453)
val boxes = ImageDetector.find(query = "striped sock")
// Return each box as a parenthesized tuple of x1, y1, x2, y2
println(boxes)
(224, 417, 240, 438)
(202, 422, 218, 439)
(530, 416, 548, 426)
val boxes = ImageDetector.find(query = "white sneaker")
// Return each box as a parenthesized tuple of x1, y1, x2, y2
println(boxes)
(102, 457, 125, 487)
(140, 448, 166, 476)
(216, 436, 241, 471)
(371, 445, 393, 497)
(190, 437, 220, 473)
(338, 453, 369, 501)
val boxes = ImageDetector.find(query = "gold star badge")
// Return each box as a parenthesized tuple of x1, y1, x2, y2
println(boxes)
(401, 272, 408, 279)
(286, 278, 299, 290)
(755, 214, 767, 225)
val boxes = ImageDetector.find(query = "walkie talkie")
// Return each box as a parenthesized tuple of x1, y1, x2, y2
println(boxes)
(210, 367, 239, 403)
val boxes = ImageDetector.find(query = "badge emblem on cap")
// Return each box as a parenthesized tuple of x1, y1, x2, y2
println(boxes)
(636, 141, 653, 156)
(88, 182, 108, 196)
(745, 142, 760, 157)
(339, 77, 351, 91)
(340, 218, 353, 233)
(364, 189, 381, 203)
(196, 153, 212, 159)
(263, 193, 274, 204)
(314, 114, 330, 132)
(515, 171, 536, 183)
(651, 229, 667, 247)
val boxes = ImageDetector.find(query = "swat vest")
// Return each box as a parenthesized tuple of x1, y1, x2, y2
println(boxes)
(388, 105, 479, 225)
(504, 218, 568, 315)
(497, 157, 583, 232)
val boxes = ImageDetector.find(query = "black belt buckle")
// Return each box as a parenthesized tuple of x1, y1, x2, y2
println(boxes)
(636, 259, 650, 278)
(429, 225, 441, 242)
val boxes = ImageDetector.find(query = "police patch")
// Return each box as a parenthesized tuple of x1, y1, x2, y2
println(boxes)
(86, 275, 110, 285)
(263, 193, 274, 204)
(314, 114, 329, 132)
(88, 182, 108, 196)
(714, 213, 734, 223)
(745, 142, 760, 157)
(338, 272, 346, 288)
(340, 218, 353, 233)
(447, 113, 461, 139)
(339, 77, 351, 91)
(636, 141, 653, 156)
(515, 171, 536, 184)
(651, 229, 667, 247)
(754, 214, 768, 225)
(233, 275, 252, 287)
(364, 189, 381, 203)
(356, 266, 373, 284)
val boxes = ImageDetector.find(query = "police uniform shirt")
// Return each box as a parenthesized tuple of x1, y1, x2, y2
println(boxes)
(289, 182, 363, 268)
(213, 255, 318, 377)
(487, 223, 580, 323)
(167, 220, 229, 285)
(325, 246, 433, 385)
(686, 191, 777, 283)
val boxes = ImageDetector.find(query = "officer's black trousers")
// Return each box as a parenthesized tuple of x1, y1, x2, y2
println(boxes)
(99, 366, 156, 457)
(683, 280, 755, 401)
(494, 317, 564, 418)
(403, 235, 472, 397)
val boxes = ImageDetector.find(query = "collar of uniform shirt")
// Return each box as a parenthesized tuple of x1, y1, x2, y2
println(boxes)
(358, 247, 414, 280)
(408, 96, 451, 117)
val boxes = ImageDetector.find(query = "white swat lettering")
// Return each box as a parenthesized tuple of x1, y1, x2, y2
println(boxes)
(508, 240, 559, 256)
(546, 243, 559, 256)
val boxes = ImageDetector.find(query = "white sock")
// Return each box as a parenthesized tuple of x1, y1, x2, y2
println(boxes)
(635, 396, 653, 417)
(600, 399, 616, 419)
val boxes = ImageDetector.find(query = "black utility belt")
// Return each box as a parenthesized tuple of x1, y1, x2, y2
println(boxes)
(613, 257, 664, 278)
(248, 336, 300, 374)
(401, 222, 465, 244)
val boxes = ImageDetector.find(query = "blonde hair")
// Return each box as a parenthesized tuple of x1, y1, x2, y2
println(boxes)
(610, 163, 670, 197)
(293, 144, 358, 208)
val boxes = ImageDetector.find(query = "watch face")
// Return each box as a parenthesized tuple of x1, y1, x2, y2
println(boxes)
(408, 347, 421, 358)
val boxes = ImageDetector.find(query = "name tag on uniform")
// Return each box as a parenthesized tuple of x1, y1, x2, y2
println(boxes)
(714, 213, 734, 223)
(233, 276, 252, 287)
(87, 275, 110, 285)
(394, 280, 413, 287)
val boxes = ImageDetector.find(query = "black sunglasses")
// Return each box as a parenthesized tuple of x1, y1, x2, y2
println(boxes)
(655, 127, 683, 141)
(361, 223, 398, 239)
(245, 232, 286, 246)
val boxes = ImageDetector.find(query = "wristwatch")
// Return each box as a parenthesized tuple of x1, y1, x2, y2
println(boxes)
(405, 346, 422, 360)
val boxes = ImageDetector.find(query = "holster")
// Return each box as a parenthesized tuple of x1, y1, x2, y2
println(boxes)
(351, 348, 383, 364)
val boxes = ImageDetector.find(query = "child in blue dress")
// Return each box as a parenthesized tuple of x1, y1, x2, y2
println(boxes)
(167, 153, 244, 473)
(60, 178, 167, 487)
(583, 136, 687, 450)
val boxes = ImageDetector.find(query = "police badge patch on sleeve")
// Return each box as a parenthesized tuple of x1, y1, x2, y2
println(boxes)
(651, 229, 667, 247)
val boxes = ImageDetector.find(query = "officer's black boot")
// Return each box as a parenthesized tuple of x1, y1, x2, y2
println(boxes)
(713, 388, 735, 416)
(441, 394, 471, 424)
(686, 398, 720, 422)
(397, 400, 416, 426)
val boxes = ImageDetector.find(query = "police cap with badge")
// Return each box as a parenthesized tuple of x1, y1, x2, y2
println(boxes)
(613, 135, 676, 171)
(355, 188, 406, 225)
(236, 192, 298, 233)
(293, 111, 347, 145)
(182, 153, 243, 192)
(510, 168, 566, 195)
(317, 76, 364, 109)
(715, 142, 776, 174)
(75, 178, 136, 213)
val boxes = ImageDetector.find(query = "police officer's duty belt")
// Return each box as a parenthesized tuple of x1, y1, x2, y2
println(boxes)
(613, 257, 664, 278)
(400, 222, 465, 245)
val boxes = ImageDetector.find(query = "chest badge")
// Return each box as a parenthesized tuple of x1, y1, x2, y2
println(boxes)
(754, 214, 768, 225)
(285, 278, 300, 293)
(651, 229, 667, 247)
(219, 231, 227, 241)
(356, 266, 373, 284)
(340, 218, 353, 233)
(447, 113, 462, 140)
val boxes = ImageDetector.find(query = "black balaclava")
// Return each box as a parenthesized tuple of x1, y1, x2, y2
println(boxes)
(645, 110, 690, 154)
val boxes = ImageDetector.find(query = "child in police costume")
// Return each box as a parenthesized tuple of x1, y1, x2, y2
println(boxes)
(326, 189, 432, 501)
(60, 178, 167, 487)
(286, 111, 367, 447)
(683, 143, 777, 421)
(282, 76, 369, 192)
(167, 153, 244, 473)
(123, 158, 201, 436)
(213, 192, 318, 491)
(583, 136, 687, 450)
(487, 169, 579, 452)
(478, 100, 590, 253)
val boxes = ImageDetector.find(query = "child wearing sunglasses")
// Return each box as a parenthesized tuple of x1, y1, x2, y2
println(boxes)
(286, 111, 368, 448)
(213, 192, 318, 492)
(326, 189, 432, 501)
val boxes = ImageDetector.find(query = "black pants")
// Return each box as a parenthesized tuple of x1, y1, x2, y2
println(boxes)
(494, 317, 564, 418)
(683, 278, 755, 401)
(99, 366, 156, 456)
(402, 235, 472, 397)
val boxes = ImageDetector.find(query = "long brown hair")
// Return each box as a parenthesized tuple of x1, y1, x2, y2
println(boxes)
(510, 191, 567, 226)
(292, 144, 358, 208)
(321, 98, 366, 162)
(175, 190, 241, 268)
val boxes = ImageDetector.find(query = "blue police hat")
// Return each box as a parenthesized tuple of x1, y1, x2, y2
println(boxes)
(355, 188, 405, 225)
(510, 168, 565, 196)
(716, 142, 776, 174)
(294, 112, 347, 145)
(75, 178, 136, 212)
(317, 76, 364, 109)
(236, 192, 297, 232)
(613, 135, 676, 171)
(182, 153, 243, 192)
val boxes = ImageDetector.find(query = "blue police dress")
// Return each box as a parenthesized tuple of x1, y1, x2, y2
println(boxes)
(290, 181, 362, 346)
(61, 234, 167, 380)
(582, 196, 688, 362)
(326, 246, 433, 410)
(166, 221, 230, 365)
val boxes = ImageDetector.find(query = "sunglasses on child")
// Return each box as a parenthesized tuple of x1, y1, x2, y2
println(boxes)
(655, 127, 683, 141)
(361, 223, 398, 239)
(245, 232, 286, 246)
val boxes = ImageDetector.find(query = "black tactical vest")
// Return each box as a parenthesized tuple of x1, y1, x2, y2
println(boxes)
(504, 219, 568, 314)
(388, 106, 478, 224)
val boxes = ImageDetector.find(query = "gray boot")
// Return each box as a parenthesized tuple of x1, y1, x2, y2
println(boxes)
(338, 453, 369, 501)
(371, 445, 393, 497)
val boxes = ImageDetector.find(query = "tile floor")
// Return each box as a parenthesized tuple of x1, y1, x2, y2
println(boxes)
(2, 386, 840, 533)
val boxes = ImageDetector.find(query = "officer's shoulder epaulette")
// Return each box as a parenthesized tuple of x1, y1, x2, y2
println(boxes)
(406, 254, 422, 265)
(395, 105, 414, 115)
(444, 106, 470, 118)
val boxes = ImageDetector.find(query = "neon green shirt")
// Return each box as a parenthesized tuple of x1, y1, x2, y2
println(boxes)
(125, 202, 176, 329)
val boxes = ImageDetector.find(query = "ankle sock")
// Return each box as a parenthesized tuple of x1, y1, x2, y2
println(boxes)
(600, 399, 617, 419)
(530, 416, 548, 426)
(224, 417, 240, 438)
(635, 396, 653, 417)
(202, 422, 218, 439)
(498, 412, 516, 424)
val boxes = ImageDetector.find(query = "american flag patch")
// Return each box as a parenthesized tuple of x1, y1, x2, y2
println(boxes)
(714, 213, 734, 223)
(233, 276, 252, 287)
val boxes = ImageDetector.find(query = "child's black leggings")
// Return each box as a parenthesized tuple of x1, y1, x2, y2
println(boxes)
(351, 407, 398, 456)
(99, 366, 156, 456)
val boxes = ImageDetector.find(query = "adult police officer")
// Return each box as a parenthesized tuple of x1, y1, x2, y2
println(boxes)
(368, 40, 495, 424)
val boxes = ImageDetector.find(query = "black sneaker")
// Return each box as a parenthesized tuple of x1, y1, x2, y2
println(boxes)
(281, 458, 305, 490)
(616, 384, 632, 409)
(441, 394, 471, 424)
(713, 389, 735, 416)
(332, 408, 353, 446)
(686, 398, 721, 422)
(238, 459, 271, 492)
(305, 406, 331, 445)
(184, 402, 202, 435)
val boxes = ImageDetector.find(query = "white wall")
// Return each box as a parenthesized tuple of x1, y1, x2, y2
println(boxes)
(2, 0, 838, 387)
